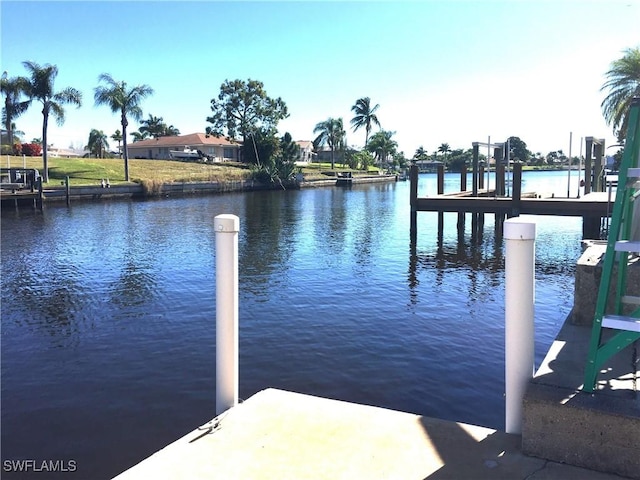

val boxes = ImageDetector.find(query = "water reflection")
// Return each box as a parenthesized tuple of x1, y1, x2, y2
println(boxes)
(0, 173, 584, 479)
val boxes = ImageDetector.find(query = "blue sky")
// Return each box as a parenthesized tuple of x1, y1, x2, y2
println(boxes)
(2, 0, 639, 156)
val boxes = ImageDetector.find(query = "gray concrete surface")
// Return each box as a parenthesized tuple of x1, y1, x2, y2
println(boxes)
(114, 388, 629, 480)
(523, 320, 639, 478)
(572, 242, 640, 326)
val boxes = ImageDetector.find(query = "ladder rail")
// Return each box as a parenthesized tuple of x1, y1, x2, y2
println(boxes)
(584, 97, 640, 392)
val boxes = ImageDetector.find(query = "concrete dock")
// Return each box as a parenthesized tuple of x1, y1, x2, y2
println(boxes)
(113, 244, 638, 480)
(113, 388, 626, 479)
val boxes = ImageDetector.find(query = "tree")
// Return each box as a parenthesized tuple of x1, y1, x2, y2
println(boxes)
(447, 148, 474, 172)
(350, 96, 380, 147)
(22, 61, 82, 182)
(87, 129, 109, 158)
(349, 150, 375, 171)
(111, 129, 122, 156)
(94, 73, 153, 181)
(1, 72, 30, 149)
(601, 46, 640, 142)
(366, 130, 397, 167)
(413, 146, 428, 161)
(138, 114, 166, 139)
(243, 128, 279, 166)
(279, 132, 300, 164)
(506, 136, 530, 163)
(313, 117, 345, 170)
(136, 115, 180, 139)
(437, 143, 451, 164)
(163, 124, 180, 136)
(131, 131, 149, 142)
(206, 78, 288, 149)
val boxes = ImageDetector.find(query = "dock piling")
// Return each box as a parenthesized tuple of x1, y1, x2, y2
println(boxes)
(504, 218, 536, 434)
(409, 164, 418, 240)
(214, 214, 240, 415)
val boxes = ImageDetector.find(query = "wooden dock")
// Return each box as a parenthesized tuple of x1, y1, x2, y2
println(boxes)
(410, 163, 612, 239)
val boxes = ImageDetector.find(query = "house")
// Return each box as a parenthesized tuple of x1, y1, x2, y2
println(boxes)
(127, 133, 242, 162)
(48, 147, 89, 158)
(295, 140, 315, 164)
(315, 145, 345, 165)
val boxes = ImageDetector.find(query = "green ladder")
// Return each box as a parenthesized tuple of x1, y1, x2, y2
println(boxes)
(584, 97, 640, 393)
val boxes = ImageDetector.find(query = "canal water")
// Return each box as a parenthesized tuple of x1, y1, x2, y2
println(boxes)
(1, 170, 587, 479)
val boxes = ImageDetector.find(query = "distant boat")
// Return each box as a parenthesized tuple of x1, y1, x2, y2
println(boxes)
(169, 147, 201, 160)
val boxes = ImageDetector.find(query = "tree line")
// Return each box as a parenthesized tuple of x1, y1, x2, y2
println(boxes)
(2, 46, 638, 183)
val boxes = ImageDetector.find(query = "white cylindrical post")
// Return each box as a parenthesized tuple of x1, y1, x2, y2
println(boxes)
(214, 214, 239, 415)
(504, 217, 536, 434)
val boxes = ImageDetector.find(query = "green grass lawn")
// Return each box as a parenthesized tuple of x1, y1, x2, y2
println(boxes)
(2, 156, 251, 186)
(2, 156, 381, 186)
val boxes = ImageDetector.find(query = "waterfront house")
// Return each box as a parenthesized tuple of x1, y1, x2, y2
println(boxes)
(315, 145, 345, 165)
(415, 160, 443, 173)
(295, 140, 315, 165)
(127, 133, 242, 162)
(48, 147, 89, 158)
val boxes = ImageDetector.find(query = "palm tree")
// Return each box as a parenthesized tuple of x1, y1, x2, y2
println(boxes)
(10, 122, 25, 142)
(163, 124, 180, 136)
(1, 72, 30, 150)
(438, 142, 451, 165)
(94, 73, 153, 181)
(131, 131, 150, 142)
(350, 97, 380, 147)
(111, 129, 122, 157)
(366, 130, 398, 167)
(313, 117, 345, 170)
(87, 129, 109, 158)
(414, 146, 428, 161)
(22, 61, 82, 182)
(601, 46, 640, 142)
(138, 114, 166, 139)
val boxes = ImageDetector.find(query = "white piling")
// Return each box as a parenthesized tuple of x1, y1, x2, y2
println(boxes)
(504, 217, 536, 434)
(214, 214, 239, 415)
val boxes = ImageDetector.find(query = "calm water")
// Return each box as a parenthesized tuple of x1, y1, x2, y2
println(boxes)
(1, 170, 586, 479)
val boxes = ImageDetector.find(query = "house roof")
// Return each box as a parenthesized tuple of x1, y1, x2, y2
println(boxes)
(296, 140, 313, 149)
(130, 133, 241, 148)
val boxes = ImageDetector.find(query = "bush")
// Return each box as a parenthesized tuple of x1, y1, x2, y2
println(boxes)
(21, 143, 43, 156)
(0, 144, 12, 155)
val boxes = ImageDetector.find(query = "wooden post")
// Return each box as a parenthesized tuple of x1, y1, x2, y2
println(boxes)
(437, 164, 444, 234)
(472, 143, 479, 196)
(583, 216, 601, 239)
(496, 164, 505, 197)
(37, 176, 43, 211)
(510, 163, 522, 218)
(494, 146, 504, 197)
(410, 164, 418, 240)
(479, 166, 485, 190)
(458, 167, 467, 235)
(65, 176, 70, 206)
(437, 164, 444, 195)
(584, 137, 593, 194)
(593, 139, 605, 192)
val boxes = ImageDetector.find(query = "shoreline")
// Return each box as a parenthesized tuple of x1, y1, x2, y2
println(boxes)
(0, 174, 399, 208)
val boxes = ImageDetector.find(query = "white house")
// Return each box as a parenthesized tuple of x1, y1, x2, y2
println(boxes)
(295, 140, 315, 164)
(127, 133, 242, 162)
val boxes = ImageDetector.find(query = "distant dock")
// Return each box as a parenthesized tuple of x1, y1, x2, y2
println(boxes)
(409, 163, 613, 239)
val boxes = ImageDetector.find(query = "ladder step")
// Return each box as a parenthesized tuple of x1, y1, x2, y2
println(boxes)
(627, 167, 640, 178)
(621, 295, 640, 305)
(602, 315, 640, 332)
(614, 240, 640, 252)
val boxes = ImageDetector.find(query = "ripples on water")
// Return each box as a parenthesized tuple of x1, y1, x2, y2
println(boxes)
(1, 172, 584, 478)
